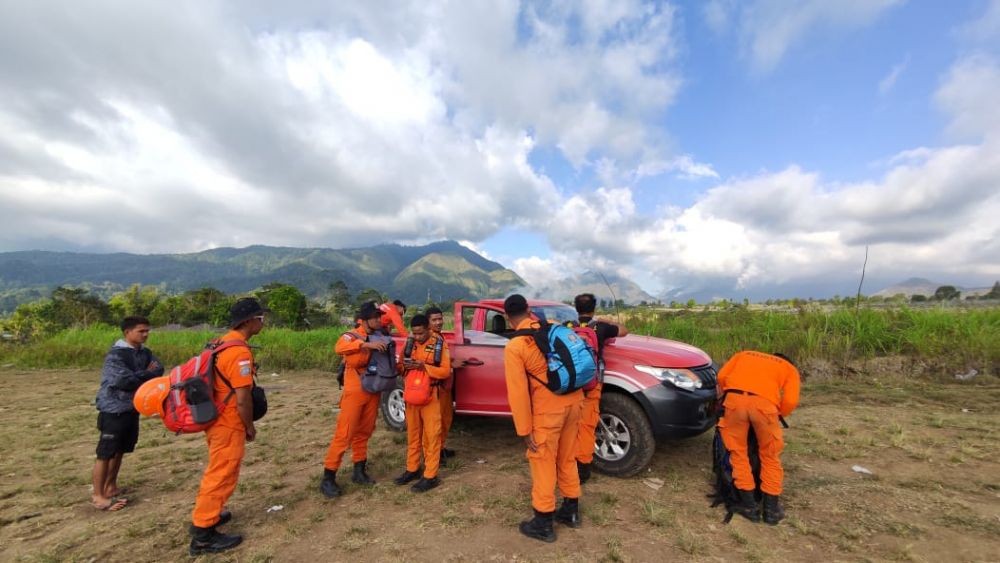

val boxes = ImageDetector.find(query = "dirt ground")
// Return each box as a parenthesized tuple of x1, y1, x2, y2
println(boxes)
(0, 368, 997, 563)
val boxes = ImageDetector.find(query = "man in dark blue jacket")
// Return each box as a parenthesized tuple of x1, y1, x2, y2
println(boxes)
(91, 316, 163, 510)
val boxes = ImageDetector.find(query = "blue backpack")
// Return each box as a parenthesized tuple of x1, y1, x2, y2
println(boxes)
(512, 323, 597, 394)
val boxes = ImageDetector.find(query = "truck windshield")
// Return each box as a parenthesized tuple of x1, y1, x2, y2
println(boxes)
(530, 305, 579, 325)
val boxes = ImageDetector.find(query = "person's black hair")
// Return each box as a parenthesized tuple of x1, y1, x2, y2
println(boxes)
(410, 314, 429, 328)
(121, 316, 150, 332)
(393, 299, 407, 313)
(773, 352, 796, 368)
(574, 293, 597, 315)
(425, 306, 443, 316)
(504, 294, 529, 316)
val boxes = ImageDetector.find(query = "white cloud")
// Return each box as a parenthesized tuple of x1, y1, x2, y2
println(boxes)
(728, 0, 903, 72)
(878, 55, 909, 96)
(935, 53, 1000, 142)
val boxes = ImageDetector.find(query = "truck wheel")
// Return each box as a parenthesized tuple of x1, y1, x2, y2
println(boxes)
(380, 381, 406, 432)
(592, 392, 655, 478)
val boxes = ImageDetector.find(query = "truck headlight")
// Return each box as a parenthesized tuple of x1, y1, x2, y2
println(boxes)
(635, 365, 703, 390)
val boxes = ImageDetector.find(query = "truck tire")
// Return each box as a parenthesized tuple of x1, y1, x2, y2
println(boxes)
(592, 392, 655, 478)
(380, 380, 406, 432)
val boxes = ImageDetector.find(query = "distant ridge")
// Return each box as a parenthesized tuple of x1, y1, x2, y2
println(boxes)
(0, 241, 523, 312)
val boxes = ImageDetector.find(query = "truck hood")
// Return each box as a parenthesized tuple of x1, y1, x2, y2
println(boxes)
(605, 334, 711, 368)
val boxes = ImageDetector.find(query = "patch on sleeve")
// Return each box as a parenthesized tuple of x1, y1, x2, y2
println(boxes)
(342, 333, 356, 342)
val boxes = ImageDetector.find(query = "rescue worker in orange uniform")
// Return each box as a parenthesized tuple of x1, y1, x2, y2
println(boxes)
(716, 350, 801, 525)
(426, 306, 457, 462)
(379, 299, 408, 337)
(570, 293, 628, 484)
(503, 294, 585, 542)
(189, 297, 266, 555)
(320, 301, 385, 498)
(392, 314, 451, 492)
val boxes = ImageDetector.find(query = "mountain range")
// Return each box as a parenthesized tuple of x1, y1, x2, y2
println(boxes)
(0, 241, 526, 312)
(871, 277, 992, 298)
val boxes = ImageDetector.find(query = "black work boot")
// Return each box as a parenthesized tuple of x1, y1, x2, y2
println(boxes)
(319, 469, 342, 498)
(734, 489, 761, 523)
(189, 525, 242, 556)
(555, 497, 581, 528)
(577, 461, 592, 484)
(442, 448, 457, 458)
(763, 494, 785, 525)
(410, 476, 440, 493)
(217, 509, 232, 527)
(519, 510, 556, 543)
(351, 460, 376, 485)
(394, 470, 421, 486)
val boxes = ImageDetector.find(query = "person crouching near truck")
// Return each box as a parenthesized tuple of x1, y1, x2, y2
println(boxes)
(393, 314, 451, 493)
(503, 294, 584, 542)
(320, 302, 385, 498)
(716, 350, 801, 525)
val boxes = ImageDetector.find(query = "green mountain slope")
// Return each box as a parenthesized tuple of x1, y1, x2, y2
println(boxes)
(0, 241, 524, 311)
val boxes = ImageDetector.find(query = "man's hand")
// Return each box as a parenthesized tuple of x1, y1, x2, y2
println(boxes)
(147, 360, 160, 371)
(403, 358, 423, 370)
(245, 424, 257, 442)
(363, 341, 388, 352)
(523, 434, 538, 452)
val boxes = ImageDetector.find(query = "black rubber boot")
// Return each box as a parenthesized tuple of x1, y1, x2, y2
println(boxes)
(577, 461, 592, 484)
(319, 469, 342, 498)
(217, 509, 232, 527)
(734, 489, 761, 523)
(393, 470, 421, 486)
(189, 525, 242, 556)
(555, 497, 581, 528)
(351, 460, 376, 485)
(442, 448, 457, 458)
(410, 476, 440, 493)
(763, 494, 785, 525)
(519, 510, 556, 543)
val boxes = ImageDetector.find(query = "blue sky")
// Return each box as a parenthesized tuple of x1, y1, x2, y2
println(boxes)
(0, 0, 998, 300)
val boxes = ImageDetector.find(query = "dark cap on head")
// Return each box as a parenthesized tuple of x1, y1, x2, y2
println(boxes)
(229, 297, 269, 328)
(503, 294, 529, 316)
(357, 301, 381, 320)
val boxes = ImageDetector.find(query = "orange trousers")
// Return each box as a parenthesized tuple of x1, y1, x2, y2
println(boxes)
(192, 423, 245, 528)
(718, 393, 786, 495)
(324, 388, 380, 470)
(527, 402, 582, 512)
(439, 387, 453, 447)
(575, 386, 601, 464)
(406, 394, 442, 478)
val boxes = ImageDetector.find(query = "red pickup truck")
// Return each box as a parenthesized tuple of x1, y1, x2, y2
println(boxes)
(380, 299, 719, 477)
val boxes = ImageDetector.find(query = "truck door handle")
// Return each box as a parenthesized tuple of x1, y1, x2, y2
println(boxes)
(463, 358, 484, 366)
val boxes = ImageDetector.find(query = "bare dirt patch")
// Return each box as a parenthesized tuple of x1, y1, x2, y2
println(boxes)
(1, 369, 997, 562)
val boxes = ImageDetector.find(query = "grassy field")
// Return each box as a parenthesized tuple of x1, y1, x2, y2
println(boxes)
(0, 369, 997, 562)
(1, 306, 997, 375)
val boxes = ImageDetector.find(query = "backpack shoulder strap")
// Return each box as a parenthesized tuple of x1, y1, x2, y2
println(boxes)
(207, 339, 251, 401)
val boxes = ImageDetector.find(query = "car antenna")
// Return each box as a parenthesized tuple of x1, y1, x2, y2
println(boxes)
(598, 271, 621, 323)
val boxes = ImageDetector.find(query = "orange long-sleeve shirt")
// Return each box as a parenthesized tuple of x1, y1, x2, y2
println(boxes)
(213, 331, 255, 431)
(378, 304, 408, 337)
(717, 350, 801, 417)
(504, 318, 584, 436)
(404, 333, 451, 380)
(335, 325, 373, 393)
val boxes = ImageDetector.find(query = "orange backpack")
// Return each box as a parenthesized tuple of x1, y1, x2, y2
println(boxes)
(401, 335, 444, 406)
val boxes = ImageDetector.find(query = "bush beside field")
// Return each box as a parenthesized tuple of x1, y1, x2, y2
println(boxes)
(0, 306, 997, 375)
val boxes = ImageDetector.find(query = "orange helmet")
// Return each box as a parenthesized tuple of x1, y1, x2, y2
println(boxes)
(134, 375, 170, 417)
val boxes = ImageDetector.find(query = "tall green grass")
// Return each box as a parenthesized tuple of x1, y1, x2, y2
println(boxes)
(1, 306, 997, 373)
(629, 306, 999, 369)
(0, 324, 351, 371)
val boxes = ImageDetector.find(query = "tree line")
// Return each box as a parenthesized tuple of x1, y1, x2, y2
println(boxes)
(0, 282, 455, 342)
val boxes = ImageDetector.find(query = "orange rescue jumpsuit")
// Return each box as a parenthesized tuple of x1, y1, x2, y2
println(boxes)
(379, 304, 408, 337)
(324, 326, 381, 470)
(403, 334, 451, 478)
(717, 351, 801, 496)
(435, 329, 455, 450)
(505, 318, 584, 513)
(191, 332, 254, 528)
(574, 320, 619, 465)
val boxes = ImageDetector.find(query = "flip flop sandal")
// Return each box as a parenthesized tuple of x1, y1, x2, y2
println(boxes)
(93, 497, 129, 511)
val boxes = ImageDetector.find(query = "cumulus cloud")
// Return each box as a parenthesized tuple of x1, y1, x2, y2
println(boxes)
(704, 0, 903, 72)
(0, 0, 683, 252)
(535, 52, 1000, 298)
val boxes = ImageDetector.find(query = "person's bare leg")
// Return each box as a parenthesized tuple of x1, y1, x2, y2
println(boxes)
(104, 453, 124, 497)
(91, 459, 125, 509)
